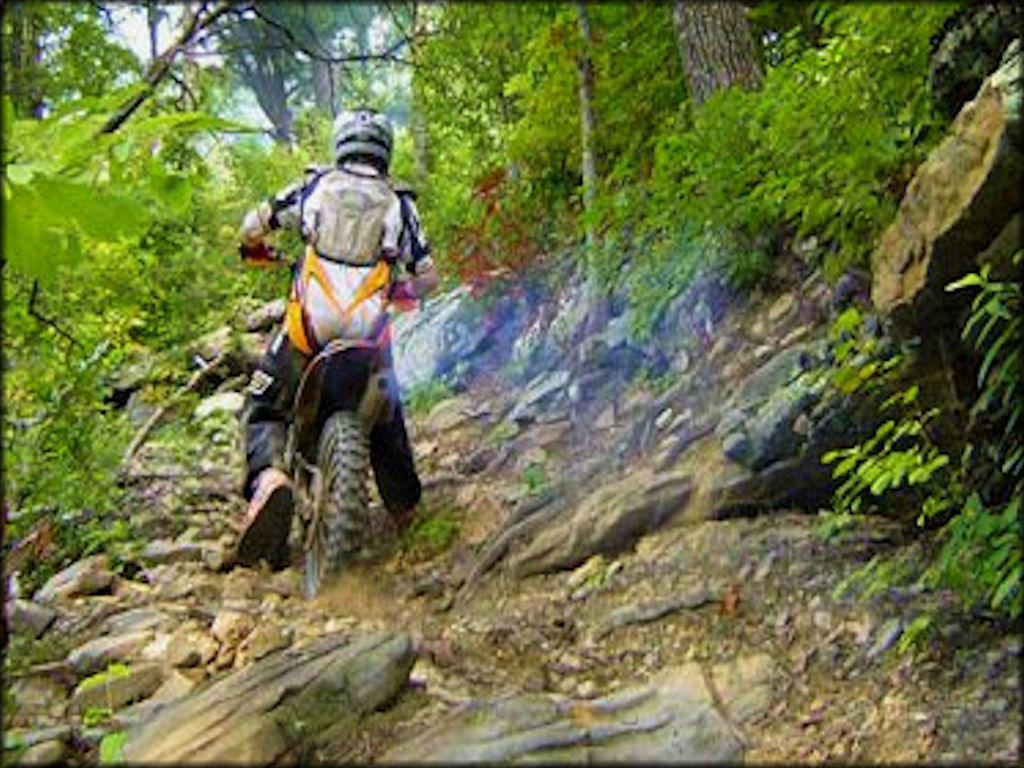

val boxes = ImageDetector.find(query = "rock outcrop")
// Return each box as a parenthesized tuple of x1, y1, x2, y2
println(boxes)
(510, 469, 692, 577)
(382, 656, 773, 763)
(873, 38, 1022, 336)
(121, 631, 415, 764)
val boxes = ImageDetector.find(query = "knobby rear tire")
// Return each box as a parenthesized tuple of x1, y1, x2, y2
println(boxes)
(305, 411, 371, 599)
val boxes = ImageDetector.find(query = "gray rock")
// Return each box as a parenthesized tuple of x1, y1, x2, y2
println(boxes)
(67, 631, 155, 677)
(381, 663, 744, 763)
(10, 676, 69, 723)
(590, 583, 716, 641)
(68, 663, 165, 714)
(16, 739, 67, 765)
(167, 628, 219, 669)
(34, 555, 114, 603)
(243, 298, 286, 332)
(710, 653, 775, 725)
(866, 618, 903, 660)
(510, 469, 692, 577)
(724, 373, 825, 470)
(194, 392, 245, 421)
(723, 342, 823, 417)
(508, 370, 571, 424)
(393, 286, 491, 389)
(3, 725, 72, 751)
(768, 292, 798, 324)
(141, 539, 212, 566)
(101, 607, 172, 637)
(425, 395, 476, 433)
(122, 632, 415, 764)
(9, 600, 58, 638)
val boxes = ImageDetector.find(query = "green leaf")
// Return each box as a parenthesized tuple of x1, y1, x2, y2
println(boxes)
(99, 730, 127, 764)
(977, 328, 1011, 388)
(991, 564, 1021, 610)
(946, 272, 984, 292)
(870, 473, 891, 496)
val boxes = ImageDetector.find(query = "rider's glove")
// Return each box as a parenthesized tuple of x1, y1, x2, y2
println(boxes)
(388, 280, 418, 303)
(240, 241, 282, 264)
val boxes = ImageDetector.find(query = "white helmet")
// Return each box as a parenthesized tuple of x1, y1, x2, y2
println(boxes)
(332, 108, 393, 170)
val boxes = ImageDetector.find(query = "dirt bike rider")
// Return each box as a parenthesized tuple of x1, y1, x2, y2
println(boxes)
(235, 107, 439, 570)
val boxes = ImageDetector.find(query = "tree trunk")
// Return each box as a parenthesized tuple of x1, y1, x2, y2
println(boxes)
(575, 3, 611, 334)
(27, 11, 45, 118)
(6, 4, 27, 115)
(671, 1, 763, 105)
(146, 1, 160, 62)
(409, 3, 431, 188)
(312, 58, 335, 116)
(236, 46, 294, 144)
(576, 2, 598, 251)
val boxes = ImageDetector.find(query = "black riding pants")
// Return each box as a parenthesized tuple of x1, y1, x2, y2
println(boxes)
(241, 327, 422, 516)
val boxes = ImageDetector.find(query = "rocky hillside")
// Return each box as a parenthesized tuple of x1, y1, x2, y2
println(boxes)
(4, 39, 1021, 766)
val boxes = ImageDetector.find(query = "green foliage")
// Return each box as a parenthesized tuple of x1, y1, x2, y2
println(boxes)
(83, 705, 114, 728)
(824, 386, 953, 519)
(486, 420, 518, 447)
(405, 379, 455, 418)
(522, 460, 550, 498)
(947, 252, 1023, 477)
(821, 256, 1022, 629)
(400, 506, 460, 559)
(644, 3, 956, 282)
(99, 730, 128, 765)
(78, 663, 131, 695)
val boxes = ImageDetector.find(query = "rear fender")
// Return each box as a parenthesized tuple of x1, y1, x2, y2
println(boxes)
(291, 339, 394, 462)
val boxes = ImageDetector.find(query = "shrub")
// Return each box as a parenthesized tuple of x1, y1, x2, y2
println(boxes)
(821, 253, 1022, 628)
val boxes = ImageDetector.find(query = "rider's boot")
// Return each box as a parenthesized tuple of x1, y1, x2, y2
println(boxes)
(237, 467, 294, 570)
(391, 505, 417, 539)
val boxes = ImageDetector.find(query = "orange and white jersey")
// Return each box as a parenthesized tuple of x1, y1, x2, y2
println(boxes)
(241, 161, 433, 355)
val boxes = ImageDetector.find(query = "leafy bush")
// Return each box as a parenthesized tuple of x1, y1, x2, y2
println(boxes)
(644, 3, 957, 282)
(404, 379, 454, 418)
(822, 254, 1022, 626)
(400, 506, 460, 560)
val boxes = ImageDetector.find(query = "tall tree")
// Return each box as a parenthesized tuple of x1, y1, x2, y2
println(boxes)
(671, 1, 763, 105)
(576, 2, 598, 251)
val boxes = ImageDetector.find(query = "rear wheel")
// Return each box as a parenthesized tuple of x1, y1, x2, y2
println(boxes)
(304, 411, 371, 599)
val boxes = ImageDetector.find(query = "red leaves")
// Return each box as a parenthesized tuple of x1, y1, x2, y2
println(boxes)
(448, 167, 542, 295)
(3, 519, 55, 578)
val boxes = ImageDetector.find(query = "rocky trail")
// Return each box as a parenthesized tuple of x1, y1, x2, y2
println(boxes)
(6, 271, 1020, 764)
(5, 44, 1023, 764)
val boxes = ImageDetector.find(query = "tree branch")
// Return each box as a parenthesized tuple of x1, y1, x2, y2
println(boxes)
(28, 280, 80, 350)
(99, 2, 240, 135)
(249, 5, 412, 66)
(118, 353, 225, 474)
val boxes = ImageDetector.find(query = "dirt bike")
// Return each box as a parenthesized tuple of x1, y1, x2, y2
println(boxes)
(283, 335, 395, 599)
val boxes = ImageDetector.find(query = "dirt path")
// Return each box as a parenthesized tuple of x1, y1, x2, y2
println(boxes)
(6, 363, 1020, 764)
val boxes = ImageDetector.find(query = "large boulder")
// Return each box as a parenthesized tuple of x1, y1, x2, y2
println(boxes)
(715, 341, 829, 471)
(509, 469, 692, 577)
(121, 631, 414, 764)
(67, 631, 155, 677)
(381, 656, 773, 763)
(708, 455, 837, 518)
(718, 371, 828, 471)
(929, 5, 1023, 120)
(873, 38, 1022, 336)
(393, 286, 491, 390)
(507, 370, 571, 424)
(34, 555, 114, 603)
